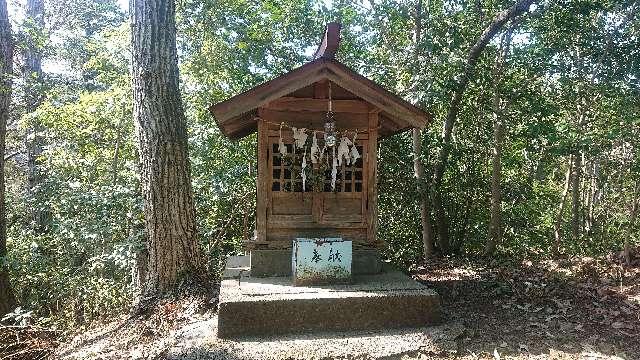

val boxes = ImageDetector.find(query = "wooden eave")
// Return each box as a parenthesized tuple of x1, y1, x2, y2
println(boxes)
(209, 58, 432, 140)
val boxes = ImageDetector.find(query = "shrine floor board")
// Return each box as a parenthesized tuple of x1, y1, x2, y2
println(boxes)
(216, 270, 441, 338)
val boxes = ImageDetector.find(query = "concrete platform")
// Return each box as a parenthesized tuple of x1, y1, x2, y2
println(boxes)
(217, 271, 441, 338)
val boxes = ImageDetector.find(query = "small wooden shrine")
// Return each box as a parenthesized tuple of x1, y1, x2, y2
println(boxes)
(210, 23, 431, 276)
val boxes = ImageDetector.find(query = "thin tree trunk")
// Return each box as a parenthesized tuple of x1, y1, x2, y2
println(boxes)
(111, 106, 125, 186)
(486, 119, 505, 255)
(571, 150, 582, 242)
(411, 0, 434, 258)
(585, 160, 594, 235)
(0, 0, 16, 315)
(554, 157, 573, 255)
(430, 0, 536, 253)
(24, 0, 47, 233)
(131, 0, 203, 294)
(625, 180, 639, 266)
(413, 129, 434, 257)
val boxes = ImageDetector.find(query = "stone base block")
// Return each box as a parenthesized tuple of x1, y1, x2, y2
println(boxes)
(217, 271, 441, 338)
(222, 255, 250, 278)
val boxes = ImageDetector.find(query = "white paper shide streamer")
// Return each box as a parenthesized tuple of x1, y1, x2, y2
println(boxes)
(350, 134, 360, 164)
(274, 118, 365, 192)
(310, 131, 320, 164)
(331, 147, 338, 191)
(301, 149, 307, 191)
(337, 136, 352, 166)
(278, 123, 287, 155)
(292, 127, 308, 150)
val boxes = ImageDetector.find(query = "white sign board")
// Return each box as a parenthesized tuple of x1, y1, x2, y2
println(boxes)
(292, 238, 352, 285)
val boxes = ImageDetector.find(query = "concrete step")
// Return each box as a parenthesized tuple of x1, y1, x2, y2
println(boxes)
(217, 271, 441, 338)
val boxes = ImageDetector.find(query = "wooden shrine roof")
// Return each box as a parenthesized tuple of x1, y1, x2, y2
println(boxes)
(209, 24, 432, 140)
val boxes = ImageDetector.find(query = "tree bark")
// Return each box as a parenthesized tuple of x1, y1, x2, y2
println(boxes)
(413, 129, 434, 257)
(554, 157, 573, 255)
(430, 0, 536, 253)
(0, 0, 16, 315)
(485, 29, 513, 256)
(486, 118, 505, 255)
(24, 0, 47, 233)
(131, 0, 203, 293)
(412, 0, 434, 258)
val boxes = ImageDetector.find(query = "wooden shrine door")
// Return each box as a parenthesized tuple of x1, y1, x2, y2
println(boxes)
(265, 132, 369, 246)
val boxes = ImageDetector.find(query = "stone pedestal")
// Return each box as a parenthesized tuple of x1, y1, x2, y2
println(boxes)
(217, 270, 441, 338)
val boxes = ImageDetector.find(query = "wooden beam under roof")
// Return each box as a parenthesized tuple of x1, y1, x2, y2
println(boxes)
(264, 97, 370, 113)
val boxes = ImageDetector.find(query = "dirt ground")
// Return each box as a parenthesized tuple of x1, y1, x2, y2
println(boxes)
(413, 256, 639, 359)
(19, 255, 639, 360)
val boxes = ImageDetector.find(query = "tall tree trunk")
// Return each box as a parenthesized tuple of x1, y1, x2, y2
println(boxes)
(131, 0, 203, 293)
(413, 129, 434, 257)
(485, 28, 513, 256)
(412, 0, 434, 258)
(0, 0, 16, 315)
(486, 118, 505, 255)
(554, 157, 573, 255)
(24, 0, 47, 233)
(571, 150, 582, 242)
(430, 0, 536, 253)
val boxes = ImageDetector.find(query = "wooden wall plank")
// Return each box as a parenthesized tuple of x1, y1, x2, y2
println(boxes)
(267, 220, 366, 229)
(265, 228, 368, 247)
(313, 79, 328, 99)
(272, 195, 313, 215)
(265, 97, 370, 113)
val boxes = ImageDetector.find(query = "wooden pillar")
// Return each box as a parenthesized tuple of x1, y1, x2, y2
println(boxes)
(255, 108, 268, 244)
(367, 111, 379, 247)
(313, 80, 328, 224)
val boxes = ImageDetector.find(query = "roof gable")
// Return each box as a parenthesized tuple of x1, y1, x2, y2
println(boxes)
(209, 58, 431, 140)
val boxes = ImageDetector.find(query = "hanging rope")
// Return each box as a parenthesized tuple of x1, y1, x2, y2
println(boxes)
(253, 117, 379, 136)
(328, 82, 333, 112)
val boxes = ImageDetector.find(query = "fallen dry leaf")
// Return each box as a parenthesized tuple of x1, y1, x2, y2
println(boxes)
(611, 321, 624, 329)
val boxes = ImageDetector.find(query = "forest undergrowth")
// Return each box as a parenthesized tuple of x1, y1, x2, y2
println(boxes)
(0, 248, 635, 360)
